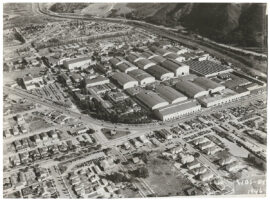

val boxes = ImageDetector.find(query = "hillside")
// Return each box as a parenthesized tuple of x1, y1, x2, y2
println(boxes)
(49, 3, 267, 48)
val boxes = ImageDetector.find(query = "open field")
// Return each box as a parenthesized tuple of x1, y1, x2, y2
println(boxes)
(4, 3, 61, 29)
(144, 152, 195, 197)
(101, 128, 131, 140)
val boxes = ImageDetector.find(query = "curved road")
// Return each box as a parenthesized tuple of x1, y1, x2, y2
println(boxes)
(35, 3, 267, 78)
(4, 4, 267, 136)
(4, 86, 266, 132)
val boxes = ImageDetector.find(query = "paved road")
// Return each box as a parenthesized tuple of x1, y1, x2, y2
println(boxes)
(4, 86, 266, 133)
(112, 147, 155, 197)
(50, 166, 72, 198)
(4, 124, 61, 145)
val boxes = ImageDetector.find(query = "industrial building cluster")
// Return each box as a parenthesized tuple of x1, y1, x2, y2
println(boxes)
(36, 37, 266, 122)
(3, 5, 267, 199)
(10, 18, 262, 123)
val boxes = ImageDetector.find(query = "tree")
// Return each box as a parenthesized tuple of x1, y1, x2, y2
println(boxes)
(131, 167, 149, 178)
(94, 144, 102, 150)
(194, 152, 200, 158)
(105, 172, 130, 183)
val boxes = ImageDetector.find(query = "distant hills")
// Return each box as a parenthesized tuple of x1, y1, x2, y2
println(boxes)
(49, 3, 267, 48)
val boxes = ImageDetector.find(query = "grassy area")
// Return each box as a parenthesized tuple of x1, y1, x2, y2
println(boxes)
(144, 152, 194, 197)
(101, 128, 130, 140)
(120, 188, 141, 198)
(28, 119, 53, 132)
(4, 3, 60, 29)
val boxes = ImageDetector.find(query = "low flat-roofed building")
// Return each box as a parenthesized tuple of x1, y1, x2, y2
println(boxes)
(181, 52, 200, 61)
(199, 170, 214, 181)
(175, 80, 209, 98)
(22, 74, 33, 85)
(184, 60, 233, 77)
(156, 85, 187, 104)
(85, 76, 110, 88)
(128, 69, 155, 85)
(187, 159, 201, 170)
(223, 73, 251, 90)
(108, 91, 128, 103)
(32, 74, 43, 83)
(193, 166, 207, 175)
(63, 56, 92, 71)
(95, 63, 112, 74)
(22, 74, 44, 90)
(195, 51, 210, 61)
(136, 90, 169, 110)
(203, 146, 220, 155)
(60, 73, 72, 84)
(244, 83, 260, 91)
(167, 46, 190, 55)
(193, 77, 225, 93)
(197, 88, 250, 107)
(225, 161, 240, 172)
(160, 59, 189, 76)
(192, 137, 208, 145)
(71, 72, 83, 83)
(92, 84, 111, 94)
(135, 58, 156, 70)
(111, 72, 138, 89)
(219, 156, 235, 166)
(154, 100, 201, 121)
(146, 65, 174, 81)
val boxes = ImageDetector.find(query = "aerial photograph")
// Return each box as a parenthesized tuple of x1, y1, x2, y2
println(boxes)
(2, 1, 267, 199)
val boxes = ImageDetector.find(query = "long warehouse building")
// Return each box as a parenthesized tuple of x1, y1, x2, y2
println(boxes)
(111, 72, 139, 89)
(156, 85, 187, 104)
(193, 77, 225, 93)
(128, 69, 155, 85)
(109, 57, 138, 73)
(149, 55, 167, 64)
(154, 100, 201, 121)
(126, 52, 143, 63)
(160, 59, 189, 77)
(144, 51, 189, 77)
(63, 57, 92, 71)
(136, 90, 169, 110)
(150, 46, 185, 62)
(175, 80, 209, 98)
(135, 58, 156, 70)
(146, 65, 174, 81)
(197, 88, 250, 107)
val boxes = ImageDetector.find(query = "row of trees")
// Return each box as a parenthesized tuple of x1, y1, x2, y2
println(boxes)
(105, 167, 150, 184)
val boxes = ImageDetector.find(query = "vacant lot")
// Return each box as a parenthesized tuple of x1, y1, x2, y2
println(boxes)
(144, 152, 195, 197)
(101, 128, 130, 140)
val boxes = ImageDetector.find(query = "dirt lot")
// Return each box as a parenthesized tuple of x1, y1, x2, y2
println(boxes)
(28, 118, 53, 132)
(3, 67, 46, 84)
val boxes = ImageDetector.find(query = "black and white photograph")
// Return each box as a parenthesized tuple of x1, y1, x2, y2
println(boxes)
(1, 0, 268, 199)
